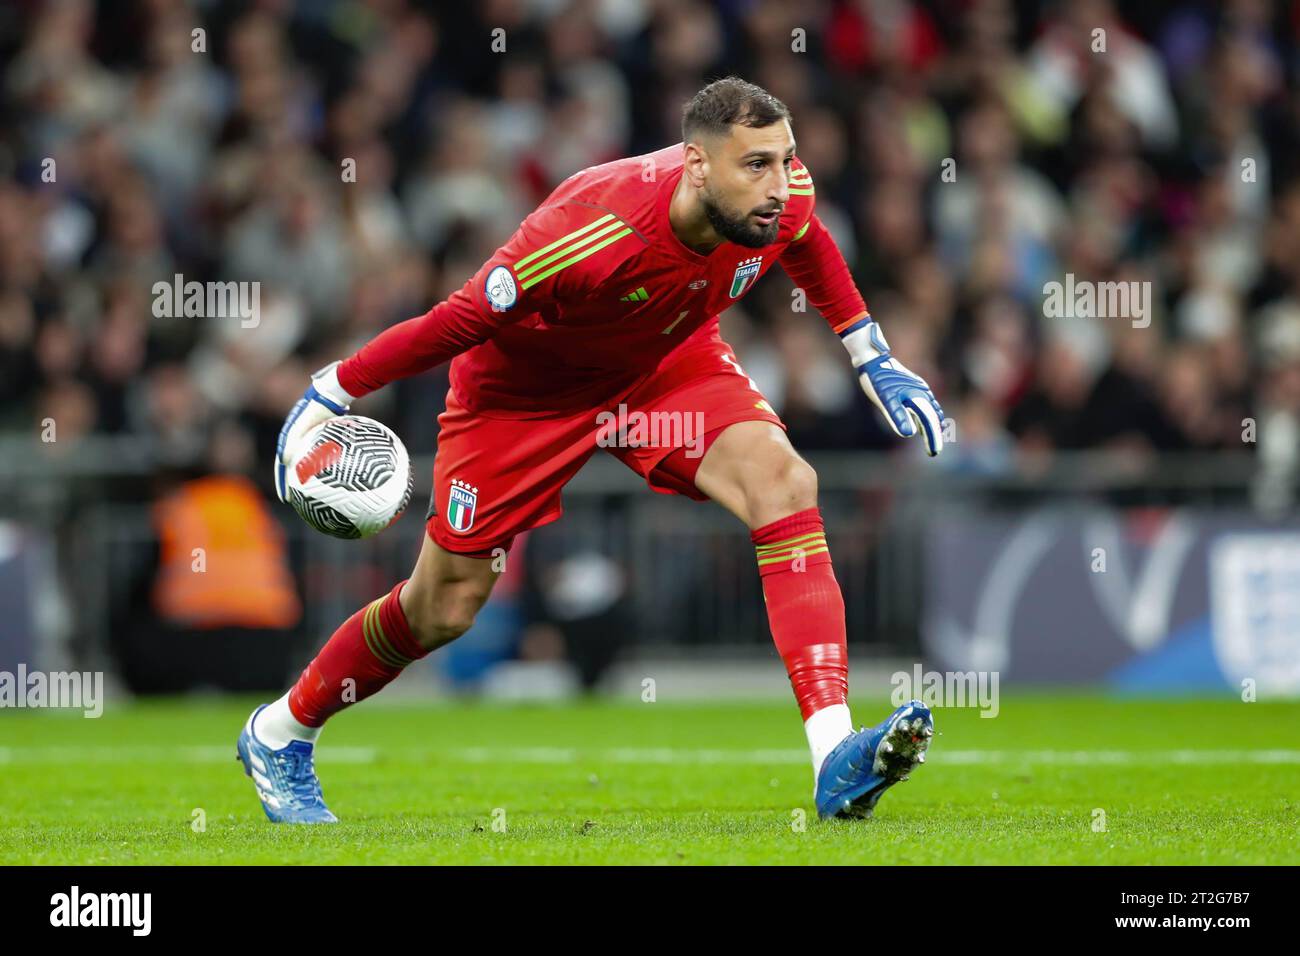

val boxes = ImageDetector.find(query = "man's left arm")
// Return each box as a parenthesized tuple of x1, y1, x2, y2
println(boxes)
(779, 213, 945, 456)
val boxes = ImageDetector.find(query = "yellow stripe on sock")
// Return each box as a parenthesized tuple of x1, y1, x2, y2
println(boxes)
(757, 541, 827, 559)
(372, 601, 415, 666)
(755, 533, 828, 564)
(360, 602, 388, 665)
(755, 531, 825, 554)
(756, 545, 830, 567)
(361, 601, 397, 667)
(363, 600, 410, 668)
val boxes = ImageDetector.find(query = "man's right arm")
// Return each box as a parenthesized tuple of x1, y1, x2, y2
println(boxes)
(274, 203, 582, 498)
(336, 200, 588, 397)
(336, 281, 511, 398)
(335, 205, 569, 400)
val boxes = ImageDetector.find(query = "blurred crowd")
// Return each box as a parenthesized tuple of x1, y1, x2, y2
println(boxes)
(4, 0, 1300, 493)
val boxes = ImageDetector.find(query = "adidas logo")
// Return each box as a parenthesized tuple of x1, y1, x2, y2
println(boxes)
(620, 286, 650, 302)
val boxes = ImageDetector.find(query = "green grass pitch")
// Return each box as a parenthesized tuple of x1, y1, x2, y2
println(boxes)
(1, 693, 1297, 864)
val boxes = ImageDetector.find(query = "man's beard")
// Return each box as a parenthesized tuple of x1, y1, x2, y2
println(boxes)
(701, 187, 781, 248)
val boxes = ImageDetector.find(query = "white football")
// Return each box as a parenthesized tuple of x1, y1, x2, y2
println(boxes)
(284, 415, 413, 539)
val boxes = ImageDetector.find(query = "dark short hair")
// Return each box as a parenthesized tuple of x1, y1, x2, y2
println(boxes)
(682, 77, 791, 142)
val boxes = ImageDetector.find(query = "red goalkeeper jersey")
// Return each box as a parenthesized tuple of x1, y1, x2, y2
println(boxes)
(337, 144, 867, 416)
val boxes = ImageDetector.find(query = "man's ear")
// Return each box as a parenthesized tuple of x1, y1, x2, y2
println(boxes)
(682, 140, 710, 188)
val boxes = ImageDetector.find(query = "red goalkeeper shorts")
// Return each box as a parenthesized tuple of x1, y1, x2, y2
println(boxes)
(426, 338, 783, 555)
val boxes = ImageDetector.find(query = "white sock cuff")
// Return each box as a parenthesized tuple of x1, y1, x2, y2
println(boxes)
(252, 692, 321, 750)
(805, 703, 853, 776)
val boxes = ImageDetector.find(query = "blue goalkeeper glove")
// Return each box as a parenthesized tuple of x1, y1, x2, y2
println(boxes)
(274, 360, 356, 501)
(839, 316, 944, 456)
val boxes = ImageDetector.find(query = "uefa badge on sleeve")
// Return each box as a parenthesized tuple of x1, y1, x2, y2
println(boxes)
(485, 265, 517, 312)
(447, 478, 478, 533)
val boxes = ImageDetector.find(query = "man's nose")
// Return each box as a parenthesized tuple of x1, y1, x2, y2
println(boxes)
(771, 173, 790, 205)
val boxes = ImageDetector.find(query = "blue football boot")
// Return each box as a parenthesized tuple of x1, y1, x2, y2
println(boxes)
(815, 699, 933, 820)
(236, 704, 338, 824)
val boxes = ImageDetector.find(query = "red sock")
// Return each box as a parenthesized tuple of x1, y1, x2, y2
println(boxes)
(288, 580, 428, 727)
(752, 508, 848, 720)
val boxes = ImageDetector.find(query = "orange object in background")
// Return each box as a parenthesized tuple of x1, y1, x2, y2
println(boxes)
(151, 475, 302, 630)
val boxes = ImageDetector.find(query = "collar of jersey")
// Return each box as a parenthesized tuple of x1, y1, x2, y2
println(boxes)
(657, 165, 724, 264)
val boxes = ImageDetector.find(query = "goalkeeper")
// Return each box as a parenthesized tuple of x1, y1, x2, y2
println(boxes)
(240, 77, 940, 824)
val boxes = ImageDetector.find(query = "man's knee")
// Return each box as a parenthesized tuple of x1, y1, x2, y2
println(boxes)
(401, 573, 495, 649)
(748, 453, 818, 527)
(697, 422, 820, 528)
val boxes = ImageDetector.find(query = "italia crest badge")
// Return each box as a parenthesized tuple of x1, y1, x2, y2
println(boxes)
(447, 478, 478, 533)
(729, 256, 762, 298)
